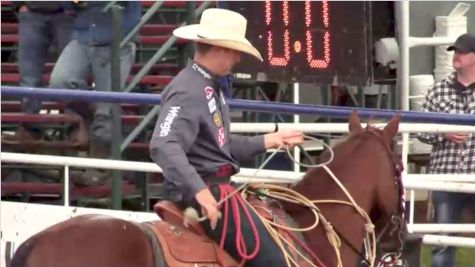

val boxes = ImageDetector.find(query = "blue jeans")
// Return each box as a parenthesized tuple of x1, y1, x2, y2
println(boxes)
(18, 11, 73, 115)
(431, 192, 475, 267)
(48, 39, 136, 143)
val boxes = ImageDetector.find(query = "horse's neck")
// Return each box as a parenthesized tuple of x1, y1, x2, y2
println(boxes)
(286, 141, 390, 266)
(303, 136, 391, 205)
(292, 152, 377, 212)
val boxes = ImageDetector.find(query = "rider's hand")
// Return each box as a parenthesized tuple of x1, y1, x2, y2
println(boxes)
(444, 132, 468, 144)
(19, 5, 29, 12)
(194, 188, 220, 230)
(264, 129, 304, 149)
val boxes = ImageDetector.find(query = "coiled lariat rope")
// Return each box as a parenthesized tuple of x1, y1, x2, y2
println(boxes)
(184, 135, 377, 267)
(279, 135, 377, 267)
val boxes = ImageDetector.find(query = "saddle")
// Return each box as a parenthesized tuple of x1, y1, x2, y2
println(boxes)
(146, 198, 312, 267)
(145, 200, 238, 267)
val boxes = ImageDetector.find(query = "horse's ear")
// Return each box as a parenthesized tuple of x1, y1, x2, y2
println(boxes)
(349, 111, 363, 133)
(383, 114, 400, 138)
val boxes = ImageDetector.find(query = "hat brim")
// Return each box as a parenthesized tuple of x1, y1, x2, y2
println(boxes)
(447, 45, 471, 53)
(173, 24, 263, 62)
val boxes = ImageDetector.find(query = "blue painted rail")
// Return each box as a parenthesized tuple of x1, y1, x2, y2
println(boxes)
(2, 86, 474, 125)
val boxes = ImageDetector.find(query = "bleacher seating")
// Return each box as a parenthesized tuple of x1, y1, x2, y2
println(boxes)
(1, 1, 214, 207)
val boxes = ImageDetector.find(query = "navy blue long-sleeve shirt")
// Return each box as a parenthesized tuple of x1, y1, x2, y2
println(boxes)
(150, 61, 265, 202)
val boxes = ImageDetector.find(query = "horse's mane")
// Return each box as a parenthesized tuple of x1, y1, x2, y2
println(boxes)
(323, 120, 389, 160)
(296, 123, 388, 189)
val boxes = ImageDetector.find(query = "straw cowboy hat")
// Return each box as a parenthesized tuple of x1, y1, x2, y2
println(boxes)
(173, 8, 263, 61)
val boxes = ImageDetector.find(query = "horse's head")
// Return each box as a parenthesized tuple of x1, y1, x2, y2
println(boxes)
(348, 111, 407, 261)
(289, 111, 406, 266)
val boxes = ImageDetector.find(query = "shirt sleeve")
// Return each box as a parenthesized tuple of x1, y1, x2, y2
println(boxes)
(229, 134, 266, 162)
(149, 90, 206, 198)
(417, 87, 445, 145)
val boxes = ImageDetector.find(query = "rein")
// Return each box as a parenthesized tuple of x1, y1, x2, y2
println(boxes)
(218, 184, 260, 264)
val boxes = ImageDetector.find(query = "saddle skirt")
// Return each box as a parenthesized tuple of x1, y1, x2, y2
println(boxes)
(145, 198, 312, 267)
(144, 220, 237, 267)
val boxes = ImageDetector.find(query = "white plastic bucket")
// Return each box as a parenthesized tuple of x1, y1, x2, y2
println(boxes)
(409, 75, 434, 111)
(434, 45, 454, 69)
(433, 68, 454, 83)
(435, 16, 467, 37)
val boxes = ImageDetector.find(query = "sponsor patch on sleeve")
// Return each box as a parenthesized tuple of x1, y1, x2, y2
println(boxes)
(159, 106, 180, 137)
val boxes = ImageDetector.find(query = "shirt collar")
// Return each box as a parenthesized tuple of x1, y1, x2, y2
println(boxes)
(453, 73, 475, 92)
(186, 59, 221, 81)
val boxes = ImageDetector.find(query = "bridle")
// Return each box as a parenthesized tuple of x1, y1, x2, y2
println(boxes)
(363, 127, 406, 266)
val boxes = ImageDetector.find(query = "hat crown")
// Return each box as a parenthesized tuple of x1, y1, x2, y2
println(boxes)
(449, 33, 475, 53)
(172, 8, 263, 61)
(198, 8, 247, 40)
(456, 33, 475, 44)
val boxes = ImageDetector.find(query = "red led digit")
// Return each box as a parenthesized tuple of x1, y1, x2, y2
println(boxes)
(265, 1, 290, 66)
(305, 0, 331, 69)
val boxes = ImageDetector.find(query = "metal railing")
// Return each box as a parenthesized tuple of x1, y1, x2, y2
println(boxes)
(2, 151, 475, 248)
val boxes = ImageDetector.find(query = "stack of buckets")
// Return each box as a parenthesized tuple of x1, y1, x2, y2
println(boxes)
(409, 75, 434, 111)
(433, 4, 469, 82)
(409, 75, 434, 154)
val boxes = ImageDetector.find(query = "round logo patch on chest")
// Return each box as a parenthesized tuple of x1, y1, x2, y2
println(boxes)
(204, 86, 214, 100)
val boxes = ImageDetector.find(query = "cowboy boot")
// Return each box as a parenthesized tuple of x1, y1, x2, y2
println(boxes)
(75, 142, 111, 186)
(2, 125, 42, 144)
(66, 100, 94, 148)
(68, 114, 90, 148)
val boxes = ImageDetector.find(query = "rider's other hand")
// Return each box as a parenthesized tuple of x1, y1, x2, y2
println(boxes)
(264, 129, 304, 149)
(19, 5, 29, 12)
(195, 188, 220, 230)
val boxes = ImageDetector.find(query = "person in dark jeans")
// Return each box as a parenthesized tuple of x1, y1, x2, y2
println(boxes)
(4, 1, 74, 142)
(418, 33, 475, 267)
(46, 1, 141, 185)
(431, 192, 474, 266)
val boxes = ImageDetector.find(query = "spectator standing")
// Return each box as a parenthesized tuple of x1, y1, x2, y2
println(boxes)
(48, 1, 141, 185)
(418, 33, 475, 267)
(3, 1, 74, 142)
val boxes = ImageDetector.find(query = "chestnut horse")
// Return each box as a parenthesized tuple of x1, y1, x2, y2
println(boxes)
(10, 112, 406, 267)
(286, 112, 406, 266)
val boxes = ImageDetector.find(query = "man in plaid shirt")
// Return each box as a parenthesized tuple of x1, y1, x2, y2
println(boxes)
(418, 33, 475, 267)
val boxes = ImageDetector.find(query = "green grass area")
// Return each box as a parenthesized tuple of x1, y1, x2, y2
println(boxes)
(421, 246, 475, 267)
